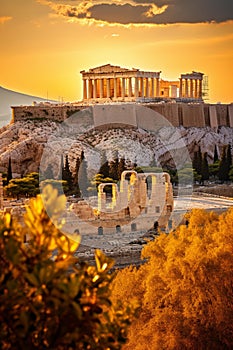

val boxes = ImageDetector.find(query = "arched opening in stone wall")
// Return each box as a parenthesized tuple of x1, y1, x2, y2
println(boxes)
(116, 225, 121, 233)
(98, 226, 103, 235)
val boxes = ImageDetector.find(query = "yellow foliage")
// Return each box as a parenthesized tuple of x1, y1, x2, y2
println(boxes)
(112, 208, 233, 350)
(0, 185, 136, 350)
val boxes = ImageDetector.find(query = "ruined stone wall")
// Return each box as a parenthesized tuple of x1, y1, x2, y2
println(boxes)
(11, 105, 84, 123)
(11, 102, 233, 129)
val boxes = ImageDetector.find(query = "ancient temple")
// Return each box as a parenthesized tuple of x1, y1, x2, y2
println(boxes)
(80, 64, 161, 102)
(80, 64, 204, 102)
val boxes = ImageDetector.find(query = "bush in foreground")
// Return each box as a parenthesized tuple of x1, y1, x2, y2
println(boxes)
(0, 185, 135, 350)
(111, 209, 233, 350)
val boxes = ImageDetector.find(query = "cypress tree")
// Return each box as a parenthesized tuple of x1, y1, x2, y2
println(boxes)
(200, 152, 209, 184)
(193, 146, 202, 175)
(73, 157, 81, 197)
(213, 145, 219, 163)
(99, 151, 110, 178)
(218, 146, 228, 182)
(58, 154, 64, 180)
(44, 164, 54, 180)
(63, 155, 73, 189)
(79, 151, 89, 197)
(7, 157, 13, 184)
(226, 144, 232, 173)
(118, 157, 126, 180)
(109, 150, 119, 181)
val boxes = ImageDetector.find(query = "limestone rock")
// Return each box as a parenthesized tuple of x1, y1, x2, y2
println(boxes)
(0, 118, 232, 177)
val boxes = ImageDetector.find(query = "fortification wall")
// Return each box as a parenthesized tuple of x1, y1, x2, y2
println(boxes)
(11, 102, 233, 129)
(11, 105, 84, 123)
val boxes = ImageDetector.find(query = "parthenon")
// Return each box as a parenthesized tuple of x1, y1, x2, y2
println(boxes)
(80, 64, 204, 102)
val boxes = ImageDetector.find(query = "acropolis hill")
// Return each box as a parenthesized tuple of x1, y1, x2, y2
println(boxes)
(0, 64, 232, 178)
(10, 64, 233, 128)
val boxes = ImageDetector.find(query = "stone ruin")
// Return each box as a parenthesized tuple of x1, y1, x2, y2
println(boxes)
(70, 170, 173, 234)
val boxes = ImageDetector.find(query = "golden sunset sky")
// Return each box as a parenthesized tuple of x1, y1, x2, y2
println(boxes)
(0, 0, 232, 103)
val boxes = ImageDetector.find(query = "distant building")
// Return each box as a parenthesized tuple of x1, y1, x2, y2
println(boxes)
(80, 64, 204, 103)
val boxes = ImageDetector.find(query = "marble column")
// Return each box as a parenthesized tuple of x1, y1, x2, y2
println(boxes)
(106, 78, 110, 98)
(194, 79, 198, 99)
(134, 77, 139, 98)
(88, 79, 93, 99)
(83, 79, 87, 100)
(190, 79, 193, 98)
(145, 78, 149, 98)
(151, 78, 155, 98)
(128, 77, 132, 97)
(199, 79, 202, 99)
(179, 78, 183, 98)
(93, 79, 97, 99)
(156, 78, 160, 97)
(114, 78, 117, 99)
(99, 79, 103, 98)
(122, 78, 125, 98)
(141, 77, 144, 98)
(185, 79, 188, 98)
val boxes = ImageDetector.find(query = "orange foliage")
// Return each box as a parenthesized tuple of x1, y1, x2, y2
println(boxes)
(111, 208, 233, 350)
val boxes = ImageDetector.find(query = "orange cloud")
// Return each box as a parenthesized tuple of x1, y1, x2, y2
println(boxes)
(0, 16, 12, 25)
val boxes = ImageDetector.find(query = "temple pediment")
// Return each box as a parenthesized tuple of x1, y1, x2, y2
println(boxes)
(83, 64, 137, 74)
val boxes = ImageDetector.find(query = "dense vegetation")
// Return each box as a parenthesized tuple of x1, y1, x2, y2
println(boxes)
(0, 185, 136, 350)
(111, 208, 233, 350)
(3, 144, 233, 199)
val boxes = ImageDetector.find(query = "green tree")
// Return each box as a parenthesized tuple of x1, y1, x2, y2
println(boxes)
(79, 151, 89, 197)
(109, 150, 119, 181)
(43, 163, 54, 180)
(226, 144, 232, 173)
(0, 185, 136, 350)
(62, 155, 73, 191)
(200, 152, 209, 184)
(40, 179, 68, 194)
(218, 146, 229, 182)
(213, 145, 219, 163)
(73, 156, 81, 197)
(229, 165, 233, 182)
(118, 157, 127, 180)
(5, 173, 40, 199)
(99, 151, 110, 179)
(192, 146, 202, 175)
(6, 157, 13, 184)
(209, 161, 220, 180)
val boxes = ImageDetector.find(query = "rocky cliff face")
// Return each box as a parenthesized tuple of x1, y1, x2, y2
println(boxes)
(0, 118, 232, 177)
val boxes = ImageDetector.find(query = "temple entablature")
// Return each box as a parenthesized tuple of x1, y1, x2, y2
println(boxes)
(80, 64, 204, 102)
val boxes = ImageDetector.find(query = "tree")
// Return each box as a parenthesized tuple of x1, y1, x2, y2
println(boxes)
(200, 152, 209, 184)
(109, 150, 119, 181)
(209, 161, 220, 180)
(99, 151, 110, 179)
(0, 185, 136, 350)
(111, 208, 233, 350)
(226, 144, 232, 173)
(62, 154, 73, 191)
(58, 154, 64, 180)
(218, 146, 229, 182)
(6, 157, 12, 184)
(229, 165, 233, 182)
(73, 157, 81, 197)
(5, 173, 40, 199)
(43, 163, 54, 180)
(78, 151, 89, 197)
(192, 146, 202, 175)
(118, 157, 127, 180)
(213, 145, 219, 163)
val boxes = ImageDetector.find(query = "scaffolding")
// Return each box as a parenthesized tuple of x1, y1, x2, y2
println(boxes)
(202, 75, 209, 101)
